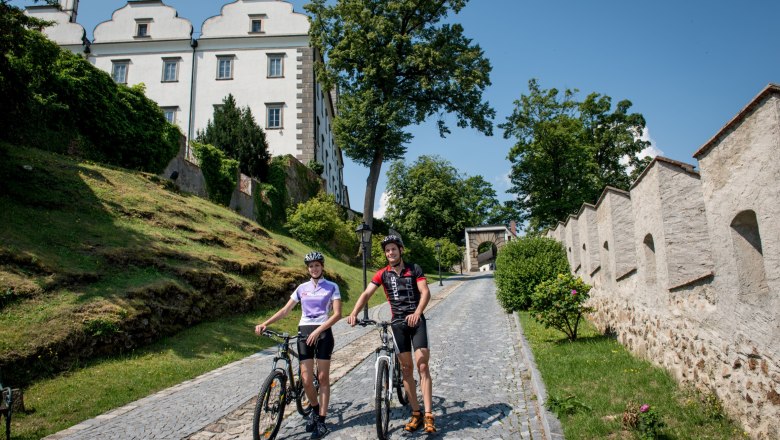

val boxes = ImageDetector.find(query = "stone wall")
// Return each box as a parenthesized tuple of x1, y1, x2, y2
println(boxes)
(546, 84, 780, 439)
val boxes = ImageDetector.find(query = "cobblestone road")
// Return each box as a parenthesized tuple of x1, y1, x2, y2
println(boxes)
(45, 273, 554, 440)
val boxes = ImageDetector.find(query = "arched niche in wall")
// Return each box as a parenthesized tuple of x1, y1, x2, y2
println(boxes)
(603, 240, 611, 282)
(730, 210, 768, 295)
(643, 234, 657, 286)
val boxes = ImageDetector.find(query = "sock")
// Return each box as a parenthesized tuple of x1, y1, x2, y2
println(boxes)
(310, 405, 319, 416)
(318, 414, 326, 423)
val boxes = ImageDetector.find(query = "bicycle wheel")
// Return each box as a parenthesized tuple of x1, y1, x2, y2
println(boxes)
(253, 369, 287, 440)
(375, 358, 391, 440)
(295, 367, 320, 416)
(393, 359, 408, 406)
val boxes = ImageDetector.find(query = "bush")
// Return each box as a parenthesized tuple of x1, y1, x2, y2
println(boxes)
(285, 192, 358, 262)
(192, 142, 238, 206)
(531, 273, 593, 340)
(494, 236, 569, 311)
(622, 402, 665, 440)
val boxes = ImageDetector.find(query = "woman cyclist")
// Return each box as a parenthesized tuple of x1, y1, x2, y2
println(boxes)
(255, 251, 342, 439)
(346, 235, 437, 434)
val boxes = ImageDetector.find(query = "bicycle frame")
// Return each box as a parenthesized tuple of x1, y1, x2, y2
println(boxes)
(264, 331, 316, 407)
(360, 319, 406, 401)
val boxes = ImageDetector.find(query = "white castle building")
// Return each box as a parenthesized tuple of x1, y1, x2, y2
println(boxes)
(26, 0, 349, 207)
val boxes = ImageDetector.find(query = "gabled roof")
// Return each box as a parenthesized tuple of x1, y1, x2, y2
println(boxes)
(594, 185, 630, 208)
(630, 156, 699, 190)
(694, 83, 780, 159)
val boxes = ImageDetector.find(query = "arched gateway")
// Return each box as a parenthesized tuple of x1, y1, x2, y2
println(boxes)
(464, 225, 515, 271)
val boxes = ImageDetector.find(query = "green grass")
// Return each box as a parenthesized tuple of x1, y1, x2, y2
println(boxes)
(518, 312, 749, 439)
(0, 145, 389, 439)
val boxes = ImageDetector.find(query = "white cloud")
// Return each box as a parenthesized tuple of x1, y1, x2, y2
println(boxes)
(373, 191, 389, 219)
(637, 126, 664, 158)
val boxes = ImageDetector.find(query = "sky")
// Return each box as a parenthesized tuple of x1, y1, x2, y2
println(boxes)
(14, 0, 780, 219)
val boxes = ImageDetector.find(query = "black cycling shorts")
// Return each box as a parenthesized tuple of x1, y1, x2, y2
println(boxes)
(297, 325, 335, 360)
(391, 315, 429, 353)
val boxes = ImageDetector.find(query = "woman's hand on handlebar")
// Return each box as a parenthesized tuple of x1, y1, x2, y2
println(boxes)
(347, 314, 358, 327)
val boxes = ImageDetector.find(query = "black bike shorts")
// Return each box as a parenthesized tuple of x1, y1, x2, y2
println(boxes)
(297, 325, 335, 361)
(391, 315, 429, 353)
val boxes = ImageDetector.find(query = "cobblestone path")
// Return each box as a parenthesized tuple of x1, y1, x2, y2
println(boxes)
(45, 273, 552, 440)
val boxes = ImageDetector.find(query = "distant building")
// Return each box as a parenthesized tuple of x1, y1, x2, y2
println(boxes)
(26, 0, 349, 207)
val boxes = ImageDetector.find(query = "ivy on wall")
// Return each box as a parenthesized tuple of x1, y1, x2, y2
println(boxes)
(191, 142, 238, 207)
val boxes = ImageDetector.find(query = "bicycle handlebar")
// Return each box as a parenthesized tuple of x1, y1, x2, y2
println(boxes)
(357, 317, 407, 327)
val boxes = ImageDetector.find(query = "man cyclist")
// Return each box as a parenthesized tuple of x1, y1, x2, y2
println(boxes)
(255, 251, 341, 439)
(346, 235, 436, 434)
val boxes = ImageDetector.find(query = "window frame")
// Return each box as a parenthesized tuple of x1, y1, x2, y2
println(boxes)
(266, 103, 283, 129)
(161, 106, 178, 124)
(135, 18, 152, 38)
(248, 14, 267, 34)
(111, 59, 130, 84)
(161, 57, 180, 82)
(216, 55, 235, 80)
(267, 53, 284, 78)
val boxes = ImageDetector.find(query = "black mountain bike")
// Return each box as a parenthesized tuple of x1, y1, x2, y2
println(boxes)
(252, 330, 319, 440)
(0, 382, 11, 440)
(358, 318, 409, 440)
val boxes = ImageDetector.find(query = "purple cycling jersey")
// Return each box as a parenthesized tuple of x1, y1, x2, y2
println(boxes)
(291, 278, 341, 325)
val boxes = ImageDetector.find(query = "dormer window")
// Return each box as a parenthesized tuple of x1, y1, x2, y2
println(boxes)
(249, 14, 267, 34)
(135, 19, 152, 38)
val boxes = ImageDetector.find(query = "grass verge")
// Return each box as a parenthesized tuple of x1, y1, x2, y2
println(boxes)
(518, 312, 748, 439)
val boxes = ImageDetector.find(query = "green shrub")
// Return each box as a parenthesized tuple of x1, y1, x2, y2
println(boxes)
(255, 156, 288, 227)
(494, 236, 569, 311)
(285, 192, 358, 262)
(192, 142, 238, 206)
(531, 273, 593, 340)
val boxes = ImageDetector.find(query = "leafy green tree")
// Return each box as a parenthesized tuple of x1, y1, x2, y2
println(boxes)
(500, 79, 651, 233)
(385, 155, 467, 243)
(196, 94, 270, 180)
(191, 142, 238, 206)
(461, 175, 502, 226)
(285, 192, 358, 261)
(494, 236, 569, 311)
(307, 0, 495, 227)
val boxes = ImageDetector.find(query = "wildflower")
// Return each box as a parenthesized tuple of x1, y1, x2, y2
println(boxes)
(571, 289, 577, 295)
(640, 404, 650, 413)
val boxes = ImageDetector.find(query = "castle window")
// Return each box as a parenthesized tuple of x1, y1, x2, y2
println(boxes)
(111, 60, 129, 84)
(135, 19, 152, 38)
(216, 55, 234, 80)
(267, 54, 283, 78)
(730, 210, 768, 294)
(266, 103, 283, 129)
(643, 234, 657, 286)
(249, 14, 266, 34)
(161, 106, 177, 124)
(162, 58, 180, 82)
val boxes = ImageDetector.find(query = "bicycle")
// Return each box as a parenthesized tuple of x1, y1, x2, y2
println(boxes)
(252, 330, 320, 440)
(0, 381, 11, 440)
(357, 318, 409, 440)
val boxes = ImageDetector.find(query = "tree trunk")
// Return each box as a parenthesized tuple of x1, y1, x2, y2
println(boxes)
(363, 149, 384, 229)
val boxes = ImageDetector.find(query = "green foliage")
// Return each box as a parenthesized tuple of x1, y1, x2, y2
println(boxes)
(531, 274, 594, 341)
(494, 236, 569, 311)
(192, 142, 238, 206)
(83, 317, 120, 338)
(0, 10, 179, 172)
(307, 160, 324, 176)
(285, 192, 358, 261)
(255, 156, 289, 228)
(196, 94, 270, 180)
(499, 79, 651, 233)
(385, 155, 507, 243)
(623, 402, 665, 440)
(546, 394, 592, 417)
(306, 0, 495, 225)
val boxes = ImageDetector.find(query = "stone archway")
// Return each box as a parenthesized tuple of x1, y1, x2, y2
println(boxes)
(464, 225, 514, 271)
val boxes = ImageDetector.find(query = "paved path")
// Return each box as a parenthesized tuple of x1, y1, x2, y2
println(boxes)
(45, 273, 559, 440)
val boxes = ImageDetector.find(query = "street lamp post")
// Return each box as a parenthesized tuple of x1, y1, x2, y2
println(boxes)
(355, 222, 372, 319)
(435, 241, 442, 286)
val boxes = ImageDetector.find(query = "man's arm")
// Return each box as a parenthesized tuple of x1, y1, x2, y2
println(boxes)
(346, 282, 379, 325)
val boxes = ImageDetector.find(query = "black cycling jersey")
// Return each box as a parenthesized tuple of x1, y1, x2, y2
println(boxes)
(370, 262, 426, 318)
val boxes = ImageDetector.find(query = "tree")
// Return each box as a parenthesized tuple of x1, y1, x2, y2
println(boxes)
(306, 0, 495, 228)
(196, 94, 270, 180)
(385, 155, 467, 243)
(500, 79, 651, 233)
(461, 175, 502, 226)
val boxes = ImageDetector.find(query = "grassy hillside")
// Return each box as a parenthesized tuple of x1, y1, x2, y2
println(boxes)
(0, 143, 370, 387)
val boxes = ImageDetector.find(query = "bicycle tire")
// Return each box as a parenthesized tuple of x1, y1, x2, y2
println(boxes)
(252, 369, 287, 440)
(393, 359, 408, 406)
(295, 367, 320, 416)
(375, 358, 391, 440)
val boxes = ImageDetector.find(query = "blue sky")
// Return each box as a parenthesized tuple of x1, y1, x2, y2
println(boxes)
(15, 0, 780, 218)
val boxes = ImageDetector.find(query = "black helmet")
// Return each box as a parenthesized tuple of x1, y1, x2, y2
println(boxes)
(303, 251, 324, 265)
(381, 235, 404, 250)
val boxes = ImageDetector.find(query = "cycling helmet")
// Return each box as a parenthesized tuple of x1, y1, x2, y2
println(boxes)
(380, 234, 404, 250)
(303, 251, 325, 265)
